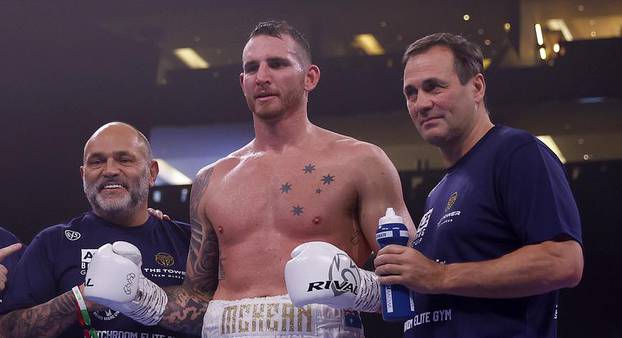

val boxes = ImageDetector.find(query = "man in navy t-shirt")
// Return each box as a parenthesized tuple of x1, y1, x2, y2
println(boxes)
(374, 33, 584, 338)
(0, 122, 198, 338)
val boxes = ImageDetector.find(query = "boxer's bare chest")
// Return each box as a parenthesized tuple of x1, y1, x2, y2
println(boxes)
(205, 150, 360, 244)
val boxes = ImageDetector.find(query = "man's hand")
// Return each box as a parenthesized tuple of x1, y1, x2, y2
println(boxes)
(374, 244, 446, 294)
(148, 208, 171, 221)
(0, 243, 22, 291)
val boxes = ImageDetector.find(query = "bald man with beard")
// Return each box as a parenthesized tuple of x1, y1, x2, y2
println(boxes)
(0, 122, 197, 338)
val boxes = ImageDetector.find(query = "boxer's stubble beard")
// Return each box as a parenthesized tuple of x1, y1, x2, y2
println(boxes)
(83, 166, 151, 222)
(248, 76, 306, 122)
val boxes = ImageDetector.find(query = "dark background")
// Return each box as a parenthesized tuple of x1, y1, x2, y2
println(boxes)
(1, 1, 620, 336)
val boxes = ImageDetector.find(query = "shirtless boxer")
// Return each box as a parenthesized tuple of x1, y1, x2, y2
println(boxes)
(84, 20, 414, 337)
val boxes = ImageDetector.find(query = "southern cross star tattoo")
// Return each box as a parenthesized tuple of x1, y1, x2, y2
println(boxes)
(321, 174, 335, 185)
(292, 205, 304, 216)
(315, 188, 322, 194)
(280, 182, 292, 193)
(303, 163, 316, 174)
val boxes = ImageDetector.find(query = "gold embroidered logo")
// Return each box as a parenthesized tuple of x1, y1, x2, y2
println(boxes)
(220, 303, 314, 335)
(445, 192, 458, 212)
(155, 252, 175, 267)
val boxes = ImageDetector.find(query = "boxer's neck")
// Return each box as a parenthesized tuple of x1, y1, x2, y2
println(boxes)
(252, 109, 314, 151)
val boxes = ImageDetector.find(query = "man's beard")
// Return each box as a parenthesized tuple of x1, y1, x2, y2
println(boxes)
(84, 168, 150, 219)
(248, 83, 305, 121)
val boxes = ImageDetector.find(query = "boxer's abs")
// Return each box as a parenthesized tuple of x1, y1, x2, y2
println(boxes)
(212, 241, 291, 300)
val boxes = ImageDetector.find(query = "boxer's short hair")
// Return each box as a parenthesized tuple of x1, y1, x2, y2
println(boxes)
(248, 20, 312, 65)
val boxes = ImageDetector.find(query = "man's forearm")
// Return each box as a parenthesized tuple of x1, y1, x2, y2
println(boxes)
(159, 164, 217, 334)
(0, 291, 76, 338)
(159, 283, 213, 334)
(442, 240, 583, 298)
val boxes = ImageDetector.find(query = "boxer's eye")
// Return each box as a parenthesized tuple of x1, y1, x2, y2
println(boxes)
(268, 58, 289, 69)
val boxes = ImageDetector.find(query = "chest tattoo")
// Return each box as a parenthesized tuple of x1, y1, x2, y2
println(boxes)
(291, 205, 304, 216)
(321, 174, 335, 185)
(303, 163, 316, 174)
(280, 182, 292, 193)
(277, 162, 342, 217)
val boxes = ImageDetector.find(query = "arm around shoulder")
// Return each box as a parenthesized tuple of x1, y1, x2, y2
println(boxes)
(158, 165, 219, 334)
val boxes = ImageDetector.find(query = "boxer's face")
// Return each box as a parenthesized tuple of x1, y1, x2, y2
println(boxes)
(240, 34, 309, 121)
(403, 45, 480, 147)
(81, 126, 155, 218)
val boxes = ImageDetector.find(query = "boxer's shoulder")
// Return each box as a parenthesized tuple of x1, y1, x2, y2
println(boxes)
(313, 128, 385, 159)
(194, 156, 240, 187)
(328, 137, 393, 176)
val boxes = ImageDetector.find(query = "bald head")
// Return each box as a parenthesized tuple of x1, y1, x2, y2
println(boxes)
(81, 122, 158, 226)
(84, 122, 152, 163)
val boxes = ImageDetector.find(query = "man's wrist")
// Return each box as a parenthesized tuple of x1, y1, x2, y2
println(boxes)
(71, 286, 97, 338)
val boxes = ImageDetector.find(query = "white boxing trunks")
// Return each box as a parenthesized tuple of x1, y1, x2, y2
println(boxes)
(202, 294, 365, 338)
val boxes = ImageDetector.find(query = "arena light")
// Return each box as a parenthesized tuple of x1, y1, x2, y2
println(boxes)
(578, 96, 605, 104)
(353, 34, 385, 56)
(539, 47, 547, 60)
(537, 136, 566, 163)
(504, 22, 511, 32)
(155, 159, 193, 185)
(483, 58, 492, 70)
(534, 24, 544, 46)
(547, 19, 573, 41)
(174, 48, 210, 69)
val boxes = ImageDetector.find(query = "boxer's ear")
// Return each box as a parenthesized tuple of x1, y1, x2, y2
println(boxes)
(304, 65, 320, 92)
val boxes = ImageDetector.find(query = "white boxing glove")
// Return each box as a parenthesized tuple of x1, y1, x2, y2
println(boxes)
(285, 241, 381, 313)
(83, 241, 168, 326)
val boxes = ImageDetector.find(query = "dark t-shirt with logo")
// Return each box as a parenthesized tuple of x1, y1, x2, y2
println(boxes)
(4, 211, 197, 338)
(404, 126, 582, 338)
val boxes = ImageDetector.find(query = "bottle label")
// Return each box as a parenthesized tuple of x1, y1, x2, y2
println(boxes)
(385, 286, 394, 313)
(376, 230, 409, 240)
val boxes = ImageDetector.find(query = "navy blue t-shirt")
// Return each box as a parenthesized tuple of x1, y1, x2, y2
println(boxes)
(0, 226, 23, 310)
(4, 212, 198, 338)
(404, 126, 582, 338)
